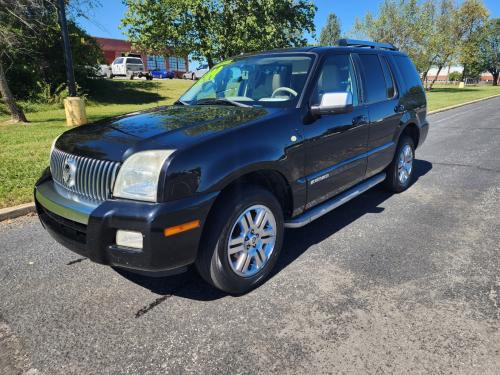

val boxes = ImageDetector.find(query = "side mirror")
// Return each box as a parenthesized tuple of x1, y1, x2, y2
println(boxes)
(310, 92, 353, 116)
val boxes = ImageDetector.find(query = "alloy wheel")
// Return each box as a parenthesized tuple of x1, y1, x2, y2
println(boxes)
(398, 144, 413, 185)
(227, 205, 277, 277)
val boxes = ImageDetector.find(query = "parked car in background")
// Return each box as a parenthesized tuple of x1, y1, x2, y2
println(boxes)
(35, 39, 428, 294)
(184, 64, 209, 80)
(151, 69, 176, 79)
(96, 64, 109, 77)
(106, 56, 152, 80)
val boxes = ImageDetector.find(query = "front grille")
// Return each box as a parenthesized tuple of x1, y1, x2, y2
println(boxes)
(50, 148, 120, 202)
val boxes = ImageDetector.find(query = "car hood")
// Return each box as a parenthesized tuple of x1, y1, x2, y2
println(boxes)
(55, 105, 270, 161)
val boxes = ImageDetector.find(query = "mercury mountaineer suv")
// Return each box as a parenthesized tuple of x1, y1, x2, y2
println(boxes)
(35, 40, 429, 294)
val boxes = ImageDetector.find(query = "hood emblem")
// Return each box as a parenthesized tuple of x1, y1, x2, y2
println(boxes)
(62, 158, 77, 187)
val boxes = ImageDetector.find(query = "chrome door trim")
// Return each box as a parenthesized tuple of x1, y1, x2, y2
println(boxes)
(285, 172, 386, 228)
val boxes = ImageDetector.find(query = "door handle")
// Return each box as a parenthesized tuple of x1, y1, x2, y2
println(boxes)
(394, 104, 405, 113)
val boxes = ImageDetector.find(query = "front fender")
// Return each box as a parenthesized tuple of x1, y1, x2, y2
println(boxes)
(160, 112, 304, 204)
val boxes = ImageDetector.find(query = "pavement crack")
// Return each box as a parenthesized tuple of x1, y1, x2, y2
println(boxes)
(66, 257, 87, 265)
(135, 294, 173, 318)
(134, 281, 192, 318)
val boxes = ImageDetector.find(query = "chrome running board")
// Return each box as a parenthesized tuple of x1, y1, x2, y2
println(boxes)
(284, 172, 386, 228)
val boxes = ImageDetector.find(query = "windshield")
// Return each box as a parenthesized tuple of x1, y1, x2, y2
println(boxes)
(180, 54, 314, 107)
(126, 58, 143, 65)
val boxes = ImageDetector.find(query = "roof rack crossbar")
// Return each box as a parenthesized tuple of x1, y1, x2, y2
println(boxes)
(337, 39, 398, 51)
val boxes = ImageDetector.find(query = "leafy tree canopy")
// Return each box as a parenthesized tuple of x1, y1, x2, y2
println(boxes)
(319, 13, 341, 46)
(121, 0, 316, 67)
(353, 0, 493, 88)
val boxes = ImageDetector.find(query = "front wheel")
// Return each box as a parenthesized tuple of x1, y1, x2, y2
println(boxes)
(196, 186, 284, 294)
(384, 135, 415, 193)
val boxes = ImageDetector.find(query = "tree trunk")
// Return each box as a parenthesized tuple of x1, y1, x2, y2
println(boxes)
(422, 69, 430, 90)
(492, 72, 498, 86)
(428, 65, 444, 91)
(0, 60, 28, 123)
(206, 54, 214, 68)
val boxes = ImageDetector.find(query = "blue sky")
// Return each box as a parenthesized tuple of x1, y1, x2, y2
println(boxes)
(78, 0, 500, 68)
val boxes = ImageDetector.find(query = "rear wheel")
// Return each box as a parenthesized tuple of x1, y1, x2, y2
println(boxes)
(196, 186, 284, 294)
(384, 135, 415, 192)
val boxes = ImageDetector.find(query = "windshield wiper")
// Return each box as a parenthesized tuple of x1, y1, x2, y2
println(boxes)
(192, 98, 250, 108)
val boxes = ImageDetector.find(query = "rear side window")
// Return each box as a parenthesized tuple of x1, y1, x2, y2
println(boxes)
(358, 54, 387, 103)
(393, 56, 422, 89)
(380, 56, 396, 98)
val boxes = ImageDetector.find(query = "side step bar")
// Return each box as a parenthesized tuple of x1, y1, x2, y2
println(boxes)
(284, 172, 386, 228)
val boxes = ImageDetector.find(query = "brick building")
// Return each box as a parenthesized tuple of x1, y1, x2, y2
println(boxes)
(94, 37, 189, 76)
(425, 65, 494, 83)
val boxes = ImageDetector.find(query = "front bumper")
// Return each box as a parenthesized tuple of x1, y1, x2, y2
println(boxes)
(35, 175, 217, 274)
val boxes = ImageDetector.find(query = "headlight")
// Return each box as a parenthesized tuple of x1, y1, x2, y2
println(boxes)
(113, 150, 175, 202)
(49, 134, 61, 164)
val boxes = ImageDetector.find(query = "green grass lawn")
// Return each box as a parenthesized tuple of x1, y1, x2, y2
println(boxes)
(0, 80, 498, 208)
(426, 84, 500, 112)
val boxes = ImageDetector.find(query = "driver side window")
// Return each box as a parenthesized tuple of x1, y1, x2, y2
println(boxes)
(312, 54, 358, 107)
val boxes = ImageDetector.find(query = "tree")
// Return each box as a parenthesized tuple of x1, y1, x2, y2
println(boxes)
(456, 0, 489, 81)
(0, 0, 102, 123)
(121, 0, 316, 67)
(0, 0, 48, 123)
(468, 18, 499, 85)
(482, 18, 500, 85)
(353, 0, 436, 74)
(352, 0, 494, 90)
(319, 13, 341, 46)
(448, 71, 462, 81)
(426, 0, 459, 90)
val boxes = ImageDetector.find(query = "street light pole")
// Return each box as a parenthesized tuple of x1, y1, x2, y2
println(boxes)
(57, 0, 77, 97)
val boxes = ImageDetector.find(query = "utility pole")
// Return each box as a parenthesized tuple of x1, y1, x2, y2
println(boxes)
(56, 0, 87, 125)
(57, 0, 77, 97)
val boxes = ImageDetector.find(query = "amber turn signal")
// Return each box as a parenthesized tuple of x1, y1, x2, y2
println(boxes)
(164, 220, 201, 237)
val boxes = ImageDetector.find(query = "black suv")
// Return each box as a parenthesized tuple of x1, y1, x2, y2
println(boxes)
(35, 39, 428, 294)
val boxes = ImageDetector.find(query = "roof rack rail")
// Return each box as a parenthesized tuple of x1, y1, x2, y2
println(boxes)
(337, 39, 398, 51)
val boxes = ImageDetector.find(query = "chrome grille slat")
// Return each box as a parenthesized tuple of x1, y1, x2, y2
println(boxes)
(50, 148, 120, 202)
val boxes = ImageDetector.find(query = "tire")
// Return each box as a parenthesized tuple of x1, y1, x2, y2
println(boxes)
(195, 186, 284, 295)
(192, 73, 196, 80)
(106, 70, 113, 79)
(127, 72, 134, 80)
(384, 135, 415, 193)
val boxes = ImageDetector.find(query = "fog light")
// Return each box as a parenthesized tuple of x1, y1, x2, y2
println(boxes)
(116, 230, 143, 249)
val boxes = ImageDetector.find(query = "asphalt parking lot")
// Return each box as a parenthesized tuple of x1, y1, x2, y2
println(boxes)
(1, 97, 499, 374)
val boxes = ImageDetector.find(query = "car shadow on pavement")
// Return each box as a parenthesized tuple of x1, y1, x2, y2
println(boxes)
(116, 160, 433, 303)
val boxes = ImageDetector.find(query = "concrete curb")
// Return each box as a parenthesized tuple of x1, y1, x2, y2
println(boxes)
(0, 203, 35, 222)
(1, 92, 499, 222)
(428, 93, 500, 115)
